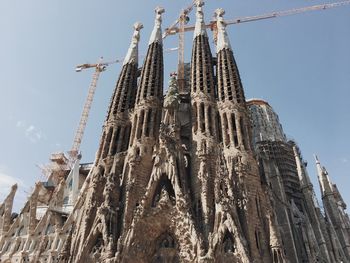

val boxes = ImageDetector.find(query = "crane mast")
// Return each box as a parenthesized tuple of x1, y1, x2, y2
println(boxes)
(165, 0, 350, 37)
(69, 58, 120, 160)
(68, 0, 350, 161)
(163, 2, 195, 93)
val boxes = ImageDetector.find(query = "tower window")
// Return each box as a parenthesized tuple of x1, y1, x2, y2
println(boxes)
(145, 109, 152, 137)
(130, 114, 138, 146)
(193, 102, 198, 133)
(200, 103, 205, 133)
(223, 113, 230, 146)
(216, 112, 223, 143)
(208, 106, 213, 136)
(112, 126, 121, 154)
(231, 113, 238, 147)
(137, 110, 144, 139)
(102, 127, 113, 158)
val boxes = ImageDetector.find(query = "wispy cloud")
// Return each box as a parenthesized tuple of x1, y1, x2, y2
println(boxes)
(0, 170, 30, 212)
(0, 172, 23, 200)
(16, 120, 46, 143)
(341, 157, 349, 164)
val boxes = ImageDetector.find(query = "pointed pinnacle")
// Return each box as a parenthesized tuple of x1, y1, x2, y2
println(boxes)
(123, 22, 143, 65)
(193, 0, 207, 38)
(149, 6, 165, 45)
(314, 154, 320, 164)
(214, 8, 232, 52)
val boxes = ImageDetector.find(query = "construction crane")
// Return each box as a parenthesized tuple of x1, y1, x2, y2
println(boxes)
(67, 0, 350, 162)
(163, 0, 350, 81)
(67, 47, 179, 163)
(165, 1, 350, 36)
(69, 57, 120, 160)
(163, 2, 196, 93)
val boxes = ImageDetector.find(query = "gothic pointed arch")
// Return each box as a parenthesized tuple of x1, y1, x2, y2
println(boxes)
(152, 174, 176, 207)
(152, 232, 179, 263)
(222, 230, 235, 254)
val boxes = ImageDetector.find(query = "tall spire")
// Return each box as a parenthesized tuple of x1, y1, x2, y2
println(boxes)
(194, 0, 207, 38)
(148, 6, 164, 45)
(122, 7, 165, 235)
(0, 184, 17, 235)
(293, 146, 312, 188)
(215, 8, 246, 104)
(215, 8, 232, 52)
(106, 22, 143, 118)
(97, 23, 142, 161)
(123, 22, 143, 65)
(314, 154, 333, 197)
(135, 6, 164, 104)
(190, 0, 215, 97)
(315, 155, 350, 260)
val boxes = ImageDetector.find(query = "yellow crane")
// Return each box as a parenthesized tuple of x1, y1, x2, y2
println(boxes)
(165, 1, 350, 38)
(164, 0, 350, 80)
(162, 1, 196, 93)
(69, 57, 121, 160)
(70, 0, 350, 160)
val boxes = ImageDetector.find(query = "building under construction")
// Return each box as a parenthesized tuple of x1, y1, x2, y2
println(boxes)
(1, 1, 350, 262)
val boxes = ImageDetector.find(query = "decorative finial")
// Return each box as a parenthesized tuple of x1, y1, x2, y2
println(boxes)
(315, 154, 333, 195)
(170, 72, 177, 78)
(195, 0, 204, 8)
(314, 154, 320, 164)
(155, 6, 165, 16)
(215, 8, 225, 17)
(214, 8, 232, 52)
(11, 184, 18, 191)
(164, 74, 180, 108)
(133, 22, 144, 32)
(123, 22, 143, 65)
(194, 0, 207, 38)
(149, 6, 165, 45)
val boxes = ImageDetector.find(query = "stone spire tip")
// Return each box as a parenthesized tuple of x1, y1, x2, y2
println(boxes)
(133, 22, 144, 31)
(195, 0, 205, 8)
(215, 8, 225, 17)
(123, 22, 143, 65)
(148, 6, 165, 45)
(315, 154, 333, 195)
(215, 8, 232, 52)
(155, 6, 165, 15)
(314, 154, 320, 164)
(194, 0, 207, 38)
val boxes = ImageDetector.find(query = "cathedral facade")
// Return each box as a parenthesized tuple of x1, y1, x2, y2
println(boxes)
(1, 1, 349, 262)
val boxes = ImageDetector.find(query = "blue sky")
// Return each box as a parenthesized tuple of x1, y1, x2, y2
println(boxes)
(0, 0, 349, 212)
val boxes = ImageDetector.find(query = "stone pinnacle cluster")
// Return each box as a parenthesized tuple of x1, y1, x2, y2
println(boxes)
(1, 2, 349, 262)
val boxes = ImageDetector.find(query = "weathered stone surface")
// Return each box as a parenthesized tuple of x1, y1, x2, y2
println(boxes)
(1, 3, 349, 263)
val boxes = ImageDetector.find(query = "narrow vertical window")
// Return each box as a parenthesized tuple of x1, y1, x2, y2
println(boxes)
(231, 113, 238, 147)
(223, 113, 230, 146)
(216, 112, 223, 143)
(200, 103, 205, 133)
(102, 128, 113, 158)
(130, 114, 138, 146)
(136, 110, 144, 139)
(208, 106, 213, 136)
(193, 102, 198, 133)
(145, 109, 152, 137)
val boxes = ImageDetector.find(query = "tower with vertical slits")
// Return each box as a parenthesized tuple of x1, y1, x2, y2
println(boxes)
(189, 0, 218, 247)
(2, 2, 350, 263)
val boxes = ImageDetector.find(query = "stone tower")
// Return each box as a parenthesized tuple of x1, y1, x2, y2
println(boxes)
(214, 9, 284, 262)
(65, 2, 284, 261)
(1, 2, 350, 263)
(66, 21, 144, 262)
(248, 98, 350, 263)
(316, 155, 350, 261)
